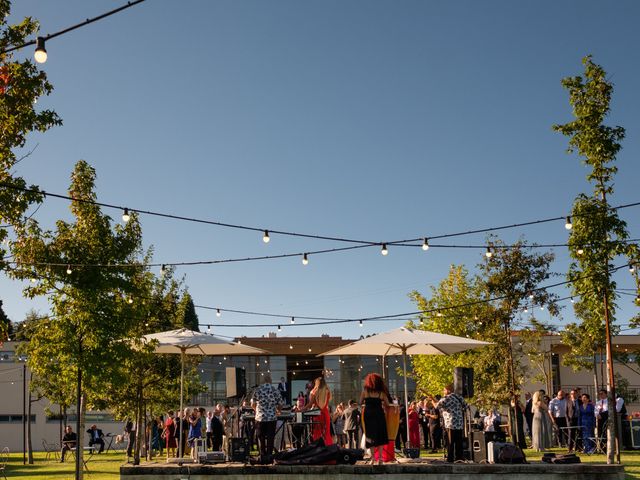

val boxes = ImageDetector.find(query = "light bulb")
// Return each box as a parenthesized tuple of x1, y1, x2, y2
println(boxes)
(277, 325, 281, 331)
(289, 344, 293, 350)
(577, 248, 584, 256)
(540, 305, 545, 311)
(207, 325, 211, 332)
(160, 264, 166, 277)
(570, 297, 575, 303)
(122, 208, 131, 223)
(30, 277, 37, 284)
(308, 347, 312, 352)
(359, 320, 363, 327)
(524, 307, 528, 313)
(422, 238, 429, 251)
(128, 297, 133, 304)
(262, 230, 270, 243)
(565, 216, 573, 230)
(34, 37, 47, 64)
(216, 309, 221, 317)
(381, 243, 388, 256)
(290, 316, 295, 324)
(66, 265, 72, 275)
(630, 264, 636, 273)
(485, 247, 493, 258)
(302, 253, 309, 265)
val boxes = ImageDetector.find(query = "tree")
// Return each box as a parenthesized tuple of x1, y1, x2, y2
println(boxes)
(177, 292, 199, 331)
(11, 160, 142, 479)
(518, 319, 558, 395)
(0, 0, 62, 271)
(553, 55, 640, 463)
(0, 299, 11, 344)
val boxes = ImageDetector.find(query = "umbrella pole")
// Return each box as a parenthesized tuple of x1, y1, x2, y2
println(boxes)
(402, 348, 410, 450)
(179, 348, 185, 459)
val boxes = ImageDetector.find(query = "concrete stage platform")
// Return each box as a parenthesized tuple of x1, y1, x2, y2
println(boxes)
(121, 459, 625, 480)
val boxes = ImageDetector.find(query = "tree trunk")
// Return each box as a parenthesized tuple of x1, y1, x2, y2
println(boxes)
(27, 373, 34, 464)
(593, 353, 599, 398)
(133, 385, 143, 465)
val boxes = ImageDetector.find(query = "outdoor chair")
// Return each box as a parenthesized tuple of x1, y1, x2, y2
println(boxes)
(1, 446, 9, 480)
(42, 439, 60, 461)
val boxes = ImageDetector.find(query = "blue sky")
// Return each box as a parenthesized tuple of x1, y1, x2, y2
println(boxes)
(3, 0, 639, 340)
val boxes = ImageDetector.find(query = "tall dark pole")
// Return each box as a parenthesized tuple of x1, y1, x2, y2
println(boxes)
(22, 362, 26, 465)
(603, 291, 619, 464)
(76, 338, 82, 480)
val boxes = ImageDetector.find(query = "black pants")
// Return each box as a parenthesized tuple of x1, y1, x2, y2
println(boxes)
(421, 422, 430, 450)
(212, 432, 223, 451)
(127, 432, 136, 457)
(555, 417, 568, 446)
(597, 412, 609, 441)
(568, 417, 581, 451)
(429, 426, 442, 451)
(346, 429, 358, 449)
(446, 428, 463, 463)
(89, 438, 105, 453)
(255, 420, 276, 459)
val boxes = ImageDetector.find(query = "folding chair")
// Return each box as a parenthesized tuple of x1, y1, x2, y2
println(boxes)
(0, 447, 9, 480)
(42, 439, 60, 461)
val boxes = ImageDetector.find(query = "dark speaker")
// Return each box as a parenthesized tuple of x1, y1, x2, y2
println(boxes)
(230, 437, 250, 462)
(226, 367, 246, 398)
(471, 430, 487, 463)
(453, 367, 474, 398)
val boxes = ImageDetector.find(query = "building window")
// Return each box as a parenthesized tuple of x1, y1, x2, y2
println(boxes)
(0, 414, 36, 423)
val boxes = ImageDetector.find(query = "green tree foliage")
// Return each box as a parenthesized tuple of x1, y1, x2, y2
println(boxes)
(553, 55, 639, 463)
(11, 160, 143, 470)
(409, 239, 559, 411)
(177, 292, 200, 331)
(0, 0, 62, 264)
(0, 299, 11, 343)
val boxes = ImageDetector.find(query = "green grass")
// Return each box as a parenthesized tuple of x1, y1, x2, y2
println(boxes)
(4, 448, 640, 479)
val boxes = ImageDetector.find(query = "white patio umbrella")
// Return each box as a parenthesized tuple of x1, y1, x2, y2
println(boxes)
(320, 327, 491, 444)
(142, 328, 269, 458)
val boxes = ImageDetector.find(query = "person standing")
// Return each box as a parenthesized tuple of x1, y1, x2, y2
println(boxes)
(408, 401, 421, 450)
(187, 408, 202, 461)
(360, 373, 391, 465)
(304, 376, 333, 446)
(579, 393, 596, 453)
(251, 373, 283, 464)
(211, 405, 224, 451)
(567, 390, 581, 452)
(205, 410, 214, 451)
(419, 399, 430, 451)
(548, 390, 568, 447)
(163, 410, 177, 460)
(333, 402, 346, 447)
(277, 376, 289, 404)
(426, 398, 442, 453)
(595, 389, 608, 444)
(531, 391, 552, 451)
(524, 392, 533, 440)
(436, 384, 466, 463)
(343, 399, 361, 449)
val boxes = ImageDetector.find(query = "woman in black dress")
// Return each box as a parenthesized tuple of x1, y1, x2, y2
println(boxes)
(360, 373, 391, 465)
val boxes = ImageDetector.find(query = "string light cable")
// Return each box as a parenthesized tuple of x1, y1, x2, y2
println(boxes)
(1, 0, 147, 59)
(1, 182, 639, 254)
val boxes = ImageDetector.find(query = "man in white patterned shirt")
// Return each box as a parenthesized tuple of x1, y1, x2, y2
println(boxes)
(251, 374, 283, 463)
(436, 384, 466, 463)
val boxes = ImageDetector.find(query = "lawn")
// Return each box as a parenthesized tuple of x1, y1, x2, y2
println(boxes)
(4, 448, 640, 479)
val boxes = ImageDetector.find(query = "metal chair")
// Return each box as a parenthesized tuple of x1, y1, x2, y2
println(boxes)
(0, 447, 9, 480)
(42, 439, 60, 461)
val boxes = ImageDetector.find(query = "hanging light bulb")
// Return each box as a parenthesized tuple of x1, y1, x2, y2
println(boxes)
(128, 297, 133, 304)
(30, 277, 37, 284)
(419, 318, 424, 326)
(160, 264, 166, 277)
(262, 230, 270, 243)
(289, 344, 293, 350)
(122, 208, 131, 223)
(277, 325, 281, 332)
(216, 309, 221, 317)
(359, 320, 363, 327)
(207, 325, 211, 333)
(308, 347, 312, 352)
(66, 265, 72, 275)
(422, 238, 430, 251)
(524, 306, 528, 313)
(34, 37, 47, 63)
(540, 305, 545, 311)
(381, 243, 388, 256)
(485, 246, 493, 258)
(630, 263, 636, 273)
(290, 316, 295, 324)
(570, 297, 575, 303)
(565, 216, 573, 230)
(577, 248, 584, 255)
(302, 253, 309, 265)
(529, 292, 534, 300)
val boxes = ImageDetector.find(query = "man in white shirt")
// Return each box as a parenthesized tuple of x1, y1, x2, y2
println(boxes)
(548, 390, 568, 447)
(595, 389, 608, 442)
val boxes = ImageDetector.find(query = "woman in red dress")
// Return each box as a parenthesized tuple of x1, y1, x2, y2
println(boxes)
(408, 401, 421, 450)
(163, 410, 177, 460)
(305, 377, 333, 446)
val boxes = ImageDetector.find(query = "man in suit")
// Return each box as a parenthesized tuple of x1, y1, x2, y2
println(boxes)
(524, 392, 533, 440)
(277, 377, 289, 404)
(87, 424, 105, 453)
(567, 389, 581, 452)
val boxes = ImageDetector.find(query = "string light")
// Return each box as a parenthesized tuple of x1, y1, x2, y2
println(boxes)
(302, 253, 309, 265)
(160, 264, 166, 277)
(577, 248, 584, 255)
(381, 243, 388, 256)
(565, 216, 573, 230)
(422, 238, 429, 251)
(485, 246, 493, 258)
(277, 325, 281, 332)
(570, 297, 575, 303)
(289, 344, 293, 350)
(34, 37, 47, 63)
(630, 264, 636, 273)
(207, 325, 211, 333)
(262, 230, 270, 243)
(216, 309, 221, 317)
(290, 316, 295, 324)
(66, 265, 72, 275)
(359, 320, 363, 327)
(122, 208, 130, 223)
(127, 297, 133, 304)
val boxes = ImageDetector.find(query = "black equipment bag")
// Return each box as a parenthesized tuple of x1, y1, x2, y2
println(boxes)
(496, 443, 526, 464)
(551, 453, 581, 464)
(274, 438, 364, 465)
